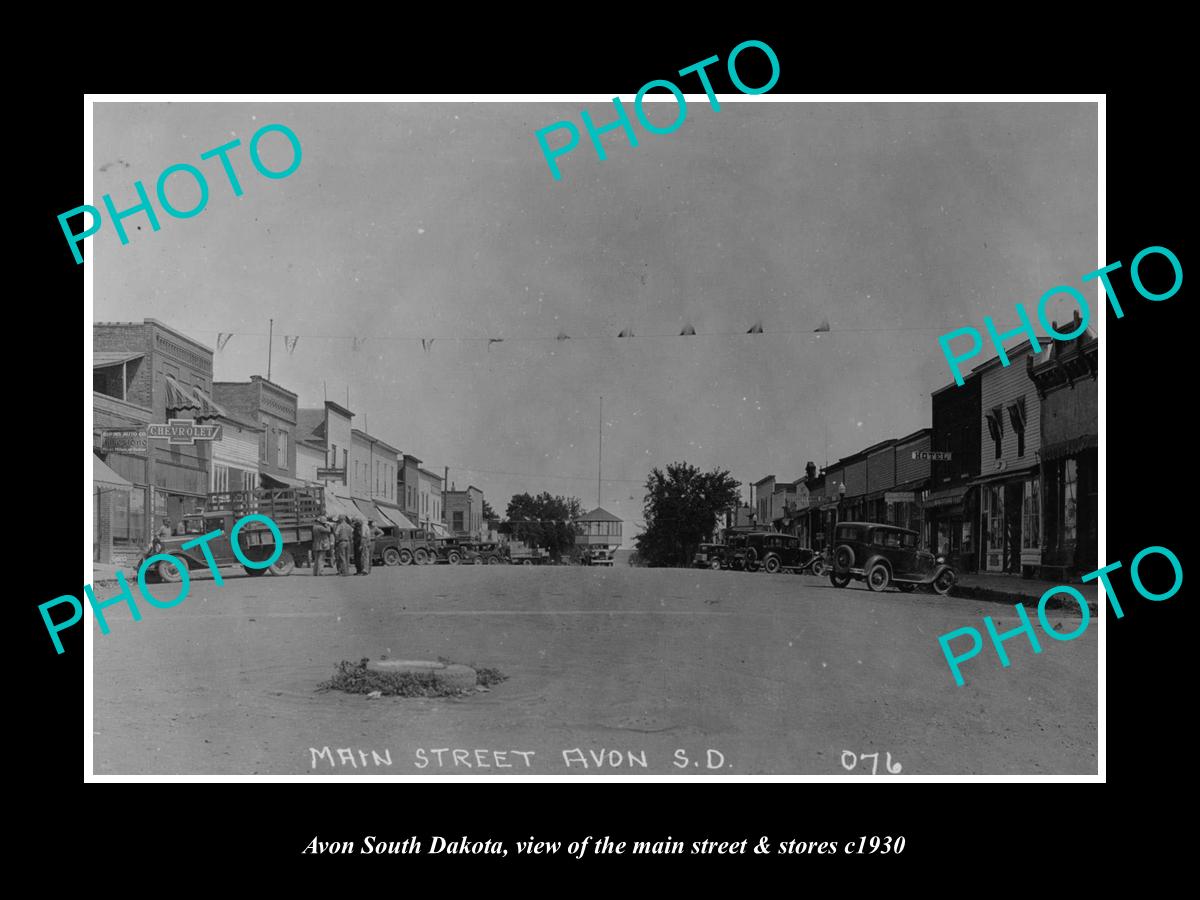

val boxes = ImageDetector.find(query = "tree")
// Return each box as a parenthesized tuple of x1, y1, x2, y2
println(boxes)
(635, 462, 741, 567)
(481, 499, 498, 521)
(502, 492, 583, 561)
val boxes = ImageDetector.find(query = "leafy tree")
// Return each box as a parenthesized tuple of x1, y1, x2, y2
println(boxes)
(501, 492, 583, 561)
(635, 462, 741, 567)
(481, 499, 498, 521)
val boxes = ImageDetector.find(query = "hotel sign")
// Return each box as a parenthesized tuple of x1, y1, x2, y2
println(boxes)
(146, 418, 223, 445)
(912, 450, 951, 461)
(100, 427, 147, 452)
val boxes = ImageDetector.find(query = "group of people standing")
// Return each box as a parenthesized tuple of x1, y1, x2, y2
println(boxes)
(311, 515, 384, 576)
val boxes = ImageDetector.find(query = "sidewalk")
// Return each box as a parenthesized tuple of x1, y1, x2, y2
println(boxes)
(951, 571, 1099, 614)
(93, 562, 136, 585)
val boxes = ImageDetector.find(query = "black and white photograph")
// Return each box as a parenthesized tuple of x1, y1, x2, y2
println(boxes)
(85, 95, 1101, 778)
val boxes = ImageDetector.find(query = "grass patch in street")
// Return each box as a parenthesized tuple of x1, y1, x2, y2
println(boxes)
(317, 658, 508, 697)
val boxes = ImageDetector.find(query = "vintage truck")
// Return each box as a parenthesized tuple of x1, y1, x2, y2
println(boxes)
(141, 487, 324, 581)
(375, 527, 441, 566)
(508, 540, 550, 566)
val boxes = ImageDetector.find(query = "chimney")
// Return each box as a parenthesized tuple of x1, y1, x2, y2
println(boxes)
(444, 466, 448, 489)
(805, 460, 817, 480)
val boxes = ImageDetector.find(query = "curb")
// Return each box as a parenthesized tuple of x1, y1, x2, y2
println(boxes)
(949, 583, 1098, 616)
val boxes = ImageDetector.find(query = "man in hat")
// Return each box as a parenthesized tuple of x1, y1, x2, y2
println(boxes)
(334, 515, 354, 576)
(312, 515, 333, 576)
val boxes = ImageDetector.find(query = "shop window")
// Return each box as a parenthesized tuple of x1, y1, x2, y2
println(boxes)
(1021, 478, 1040, 550)
(1062, 458, 1078, 545)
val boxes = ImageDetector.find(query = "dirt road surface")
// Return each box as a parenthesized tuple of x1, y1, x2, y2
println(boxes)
(92, 564, 1098, 775)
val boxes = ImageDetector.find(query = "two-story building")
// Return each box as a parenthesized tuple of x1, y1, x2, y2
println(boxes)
(863, 439, 898, 523)
(444, 484, 485, 539)
(972, 338, 1045, 575)
(890, 429, 931, 537)
(94, 319, 224, 540)
(752, 476, 775, 527)
(213, 375, 301, 490)
(417, 467, 445, 534)
(925, 369, 983, 572)
(397, 454, 424, 528)
(1026, 314, 1098, 580)
(349, 428, 406, 526)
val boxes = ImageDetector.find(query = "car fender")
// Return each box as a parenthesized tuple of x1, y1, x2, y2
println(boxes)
(862, 554, 891, 576)
(932, 563, 957, 582)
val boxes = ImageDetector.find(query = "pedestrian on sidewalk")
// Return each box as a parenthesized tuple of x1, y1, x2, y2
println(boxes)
(352, 519, 365, 575)
(360, 519, 382, 575)
(312, 516, 332, 576)
(334, 515, 353, 576)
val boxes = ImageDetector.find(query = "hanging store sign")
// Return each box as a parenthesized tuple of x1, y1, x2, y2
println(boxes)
(100, 427, 148, 452)
(146, 418, 223, 445)
(885, 492, 915, 503)
(316, 467, 347, 484)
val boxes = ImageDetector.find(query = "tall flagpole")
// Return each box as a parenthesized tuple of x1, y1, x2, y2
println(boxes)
(598, 395, 603, 509)
(267, 318, 274, 381)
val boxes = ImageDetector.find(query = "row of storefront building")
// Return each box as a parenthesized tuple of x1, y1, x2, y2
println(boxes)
(740, 314, 1098, 581)
(92, 318, 492, 566)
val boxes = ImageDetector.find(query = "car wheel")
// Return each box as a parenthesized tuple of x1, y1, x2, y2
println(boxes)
(269, 550, 296, 576)
(709, 559, 721, 570)
(866, 563, 890, 592)
(447, 551, 461, 565)
(763, 555, 781, 574)
(488, 556, 501, 565)
(473, 556, 484, 565)
(522, 559, 533, 566)
(933, 569, 956, 596)
(398, 549, 413, 566)
(811, 560, 827, 577)
(833, 544, 855, 572)
(157, 558, 185, 583)
(829, 572, 851, 589)
(383, 548, 401, 566)
(414, 548, 429, 565)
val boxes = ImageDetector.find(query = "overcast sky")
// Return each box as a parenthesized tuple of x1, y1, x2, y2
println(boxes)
(93, 100, 1097, 545)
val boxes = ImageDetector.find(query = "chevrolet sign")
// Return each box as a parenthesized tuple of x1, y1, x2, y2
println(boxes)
(146, 418, 223, 445)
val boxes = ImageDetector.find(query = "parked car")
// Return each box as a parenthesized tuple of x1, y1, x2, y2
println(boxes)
(827, 522, 956, 594)
(693, 543, 726, 569)
(460, 541, 507, 565)
(727, 532, 821, 574)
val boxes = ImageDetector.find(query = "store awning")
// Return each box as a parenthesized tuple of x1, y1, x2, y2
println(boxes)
(93, 455, 133, 489)
(94, 351, 144, 369)
(429, 522, 452, 538)
(164, 374, 227, 419)
(1040, 434, 1097, 462)
(326, 492, 367, 523)
(352, 498, 392, 526)
(380, 507, 418, 530)
(261, 471, 311, 489)
(923, 484, 971, 509)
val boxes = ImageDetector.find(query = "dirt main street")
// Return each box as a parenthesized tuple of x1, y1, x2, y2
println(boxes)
(91, 564, 1098, 776)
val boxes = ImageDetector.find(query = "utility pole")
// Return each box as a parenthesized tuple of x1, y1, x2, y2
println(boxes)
(267, 318, 274, 381)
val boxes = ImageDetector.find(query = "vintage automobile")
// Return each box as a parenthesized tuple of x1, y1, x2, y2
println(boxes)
(582, 547, 615, 566)
(827, 522, 956, 594)
(376, 527, 439, 566)
(728, 532, 823, 575)
(460, 541, 507, 565)
(692, 543, 726, 569)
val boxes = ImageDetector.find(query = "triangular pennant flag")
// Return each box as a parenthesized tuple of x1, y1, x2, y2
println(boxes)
(680, 324, 696, 336)
(216, 333, 233, 351)
(284, 335, 299, 354)
(618, 328, 634, 338)
(747, 321, 763, 334)
(813, 319, 831, 333)
(556, 330, 571, 341)
(487, 338, 504, 351)
(421, 338, 434, 353)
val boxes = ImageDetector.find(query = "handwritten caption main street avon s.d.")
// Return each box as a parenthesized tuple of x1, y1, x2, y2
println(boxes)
(309, 746, 728, 770)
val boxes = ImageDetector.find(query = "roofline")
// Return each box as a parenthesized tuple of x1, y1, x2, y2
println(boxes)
(969, 338, 1047, 374)
(752, 475, 776, 486)
(417, 467, 443, 481)
(351, 428, 401, 455)
(895, 426, 932, 445)
(95, 319, 215, 356)
(323, 400, 354, 418)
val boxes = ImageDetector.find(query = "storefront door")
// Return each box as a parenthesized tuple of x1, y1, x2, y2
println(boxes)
(983, 485, 1005, 572)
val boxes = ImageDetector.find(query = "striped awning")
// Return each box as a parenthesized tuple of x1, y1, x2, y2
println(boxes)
(1040, 434, 1097, 462)
(164, 374, 227, 419)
